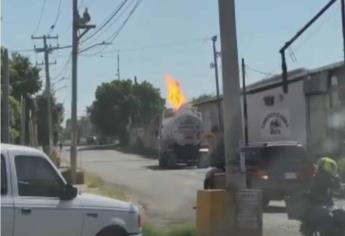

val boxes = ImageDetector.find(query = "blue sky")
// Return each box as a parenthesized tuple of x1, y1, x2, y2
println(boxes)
(2, 0, 343, 121)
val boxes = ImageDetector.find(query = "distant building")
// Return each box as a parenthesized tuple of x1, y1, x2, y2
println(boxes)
(193, 61, 345, 157)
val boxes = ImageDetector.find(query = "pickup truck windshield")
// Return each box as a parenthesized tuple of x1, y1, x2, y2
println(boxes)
(15, 156, 64, 197)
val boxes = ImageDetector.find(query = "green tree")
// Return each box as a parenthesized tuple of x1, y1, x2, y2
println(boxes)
(9, 52, 41, 100)
(36, 93, 64, 145)
(1, 48, 42, 143)
(88, 80, 164, 144)
(192, 94, 215, 104)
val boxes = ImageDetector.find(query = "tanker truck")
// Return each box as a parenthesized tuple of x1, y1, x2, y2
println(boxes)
(158, 107, 208, 169)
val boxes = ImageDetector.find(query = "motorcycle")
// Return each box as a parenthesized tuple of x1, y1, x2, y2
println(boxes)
(286, 193, 345, 236)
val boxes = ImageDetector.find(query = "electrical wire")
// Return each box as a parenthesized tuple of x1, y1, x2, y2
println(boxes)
(81, 36, 211, 57)
(81, 0, 130, 44)
(84, 0, 142, 56)
(52, 53, 72, 80)
(81, 0, 135, 47)
(293, 6, 337, 53)
(245, 64, 275, 77)
(106, 0, 141, 43)
(33, 0, 47, 35)
(48, 0, 63, 34)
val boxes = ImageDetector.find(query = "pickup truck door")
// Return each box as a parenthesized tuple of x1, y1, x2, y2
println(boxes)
(1, 154, 14, 236)
(12, 154, 83, 236)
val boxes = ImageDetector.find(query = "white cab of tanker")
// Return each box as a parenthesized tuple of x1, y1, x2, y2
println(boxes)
(158, 107, 208, 168)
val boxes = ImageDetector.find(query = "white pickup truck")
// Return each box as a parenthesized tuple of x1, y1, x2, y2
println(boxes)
(1, 144, 142, 236)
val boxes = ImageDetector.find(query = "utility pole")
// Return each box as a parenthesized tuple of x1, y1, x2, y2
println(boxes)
(71, 2, 95, 184)
(116, 50, 120, 80)
(33, 35, 58, 156)
(218, 1, 262, 236)
(1, 48, 10, 143)
(20, 96, 26, 145)
(211, 35, 222, 130)
(241, 59, 249, 146)
(341, 0, 345, 64)
(218, 0, 245, 190)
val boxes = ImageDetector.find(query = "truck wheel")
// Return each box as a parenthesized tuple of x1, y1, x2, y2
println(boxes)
(198, 153, 209, 168)
(159, 155, 167, 169)
(166, 153, 177, 169)
(96, 225, 127, 236)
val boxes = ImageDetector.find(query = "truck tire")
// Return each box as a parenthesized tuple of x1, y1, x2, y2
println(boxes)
(96, 225, 127, 236)
(159, 155, 168, 169)
(159, 152, 168, 169)
(166, 153, 177, 169)
(198, 153, 209, 168)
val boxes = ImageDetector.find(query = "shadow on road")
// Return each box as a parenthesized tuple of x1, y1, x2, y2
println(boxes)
(144, 164, 199, 171)
(264, 205, 286, 213)
(78, 144, 119, 151)
(115, 146, 158, 160)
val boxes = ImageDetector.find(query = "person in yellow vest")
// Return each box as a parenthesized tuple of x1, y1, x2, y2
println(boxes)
(310, 157, 340, 207)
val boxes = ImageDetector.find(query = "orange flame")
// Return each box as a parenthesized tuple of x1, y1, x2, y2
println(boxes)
(165, 74, 187, 110)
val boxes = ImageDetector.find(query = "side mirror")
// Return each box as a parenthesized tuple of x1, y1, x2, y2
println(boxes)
(60, 184, 78, 200)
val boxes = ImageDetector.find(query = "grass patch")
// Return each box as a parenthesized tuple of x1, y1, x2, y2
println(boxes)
(84, 173, 128, 200)
(84, 173, 196, 236)
(143, 224, 196, 236)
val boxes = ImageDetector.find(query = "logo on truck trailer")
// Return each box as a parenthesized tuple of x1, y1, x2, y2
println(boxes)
(261, 110, 290, 138)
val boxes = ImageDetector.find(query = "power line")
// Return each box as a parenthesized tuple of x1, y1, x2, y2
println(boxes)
(111, 37, 211, 53)
(293, 5, 337, 52)
(106, 0, 142, 43)
(48, 0, 63, 34)
(80, 36, 211, 57)
(81, 0, 130, 44)
(82, 0, 135, 47)
(245, 64, 274, 77)
(33, 0, 47, 34)
(84, 0, 142, 56)
(52, 53, 72, 80)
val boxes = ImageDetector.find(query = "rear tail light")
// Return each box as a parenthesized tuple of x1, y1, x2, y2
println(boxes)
(254, 170, 269, 180)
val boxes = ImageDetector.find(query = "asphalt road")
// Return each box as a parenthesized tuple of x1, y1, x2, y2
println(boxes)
(61, 148, 344, 235)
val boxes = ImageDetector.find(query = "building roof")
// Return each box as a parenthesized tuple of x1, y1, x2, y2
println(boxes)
(193, 61, 344, 107)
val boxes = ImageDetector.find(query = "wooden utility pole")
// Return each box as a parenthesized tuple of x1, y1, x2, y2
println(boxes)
(33, 35, 58, 155)
(211, 35, 222, 130)
(71, 2, 95, 184)
(1, 48, 11, 143)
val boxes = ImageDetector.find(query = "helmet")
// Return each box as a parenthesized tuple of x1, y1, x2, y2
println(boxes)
(317, 157, 338, 178)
